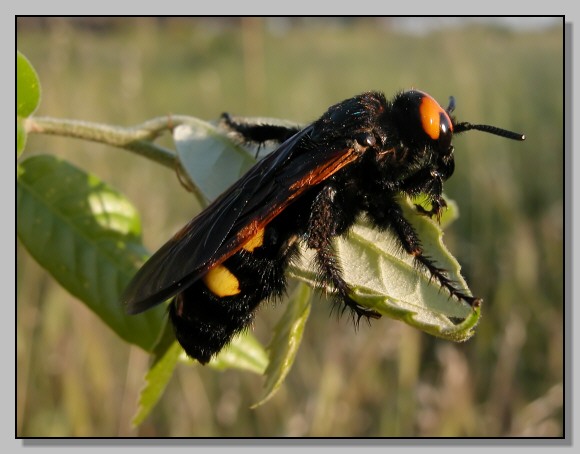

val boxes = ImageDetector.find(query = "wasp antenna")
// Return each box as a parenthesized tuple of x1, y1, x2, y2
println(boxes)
(454, 122, 525, 141)
(446, 96, 456, 114)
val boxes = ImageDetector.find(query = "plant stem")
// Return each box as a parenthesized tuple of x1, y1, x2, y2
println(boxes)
(25, 116, 195, 170)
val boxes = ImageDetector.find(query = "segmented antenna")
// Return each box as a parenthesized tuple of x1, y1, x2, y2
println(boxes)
(454, 122, 525, 141)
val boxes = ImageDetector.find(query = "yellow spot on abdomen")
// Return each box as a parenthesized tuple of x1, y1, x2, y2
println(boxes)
(202, 265, 241, 297)
(242, 227, 265, 252)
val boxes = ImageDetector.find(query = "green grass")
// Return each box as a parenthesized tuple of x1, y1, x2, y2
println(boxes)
(16, 17, 563, 437)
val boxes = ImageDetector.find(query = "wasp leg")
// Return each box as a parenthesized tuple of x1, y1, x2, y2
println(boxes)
(414, 197, 447, 220)
(306, 185, 381, 322)
(371, 199, 481, 307)
(394, 168, 448, 220)
(220, 112, 301, 145)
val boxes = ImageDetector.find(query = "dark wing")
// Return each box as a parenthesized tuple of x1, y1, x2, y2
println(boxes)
(123, 124, 362, 314)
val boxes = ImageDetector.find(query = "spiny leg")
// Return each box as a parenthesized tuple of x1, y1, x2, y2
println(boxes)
(376, 200, 481, 307)
(306, 185, 381, 322)
(221, 113, 301, 145)
(316, 242, 383, 323)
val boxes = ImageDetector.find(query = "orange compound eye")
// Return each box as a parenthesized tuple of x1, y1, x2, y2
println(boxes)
(418, 93, 453, 141)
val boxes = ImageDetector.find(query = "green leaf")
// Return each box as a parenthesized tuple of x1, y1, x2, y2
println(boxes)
(17, 155, 165, 351)
(289, 195, 480, 342)
(132, 318, 268, 427)
(205, 331, 268, 374)
(173, 119, 256, 202)
(132, 321, 181, 427)
(252, 283, 311, 408)
(17, 51, 41, 157)
(17, 117, 27, 157)
(17, 51, 41, 118)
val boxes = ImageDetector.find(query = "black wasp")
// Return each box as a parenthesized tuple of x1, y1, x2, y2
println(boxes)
(122, 89, 525, 364)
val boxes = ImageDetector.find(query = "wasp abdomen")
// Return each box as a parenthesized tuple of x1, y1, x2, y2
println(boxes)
(169, 223, 298, 364)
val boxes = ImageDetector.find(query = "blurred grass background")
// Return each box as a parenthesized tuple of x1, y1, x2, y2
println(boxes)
(16, 17, 563, 437)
